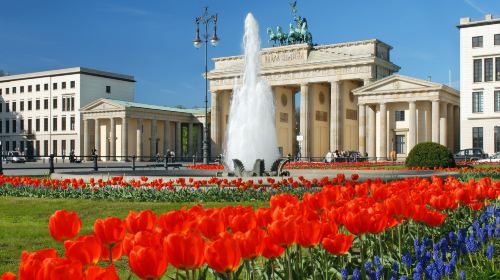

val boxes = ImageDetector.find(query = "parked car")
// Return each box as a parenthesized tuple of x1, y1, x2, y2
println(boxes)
(4, 151, 26, 163)
(476, 152, 500, 163)
(453, 148, 488, 162)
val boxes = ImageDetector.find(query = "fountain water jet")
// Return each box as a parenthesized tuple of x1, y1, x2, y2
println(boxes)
(224, 13, 280, 170)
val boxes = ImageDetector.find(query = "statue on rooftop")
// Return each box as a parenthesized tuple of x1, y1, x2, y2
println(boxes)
(266, 0, 313, 47)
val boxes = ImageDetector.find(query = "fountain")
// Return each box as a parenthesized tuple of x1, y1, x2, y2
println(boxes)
(224, 13, 281, 174)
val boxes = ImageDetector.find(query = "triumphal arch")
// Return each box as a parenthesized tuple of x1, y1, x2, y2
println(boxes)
(208, 40, 400, 158)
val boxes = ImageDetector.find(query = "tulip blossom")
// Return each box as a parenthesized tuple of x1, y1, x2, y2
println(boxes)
(93, 217, 126, 247)
(128, 246, 168, 280)
(164, 231, 205, 270)
(48, 210, 82, 242)
(205, 233, 241, 273)
(322, 233, 354, 255)
(64, 235, 102, 266)
(85, 265, 119, 280)
(125, 210, 157, 234)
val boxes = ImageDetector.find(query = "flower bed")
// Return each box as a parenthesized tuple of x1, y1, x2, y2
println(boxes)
(1, 176, 498, 279)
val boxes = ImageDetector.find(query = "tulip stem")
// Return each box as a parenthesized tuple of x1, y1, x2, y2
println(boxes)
(286, 247, 292, 280)
(108, 245, 113, 264)
(175, 269, 179, 280)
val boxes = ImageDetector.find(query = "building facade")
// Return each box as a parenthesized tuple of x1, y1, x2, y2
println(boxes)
(0, 67, 135, 157)
(80, 98, 205, 161)
(208, 40, 400, 159)
(459, 15, 500, 155)
(353, 75, 460, 158)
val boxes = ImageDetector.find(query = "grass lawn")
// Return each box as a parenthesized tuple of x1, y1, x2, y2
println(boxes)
(0, 196, 267, 278)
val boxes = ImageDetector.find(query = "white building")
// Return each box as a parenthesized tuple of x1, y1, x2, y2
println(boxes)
(0, 67, 135, 158)
(459, 14, 500, 155)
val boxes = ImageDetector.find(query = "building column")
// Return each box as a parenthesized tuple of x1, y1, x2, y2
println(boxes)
(408, 101, 417, 152)
(121, 117, 128, 161)
(379, 103, 387, 159)
(163, 120, 169, 155)
(188, 122, 193, 158)
(447, 103, 454, 151)
(367, 105, 376, 159)
(210, 91, 220, 156)
(440, 102, 447, 146)
(110, 118, 116, 161)
(136, 118, 143, 160)
(83, 119, 89, 161)
(175, 121, 182, 158)
(358, 104, 366, 156)
(299, 83, 310, 158)
(454, 106, 460, 151)
(94, 118, 100, 158)
(197, 124, 203, 158)
(330, 80, 341, 151)
(151, 118, 157, 157)
(431, 100, 440, 143)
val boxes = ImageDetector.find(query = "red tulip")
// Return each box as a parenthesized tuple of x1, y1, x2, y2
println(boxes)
(128, 246, 168, 280)
(205, 233, 241, 273)
(93, 217, 125, 247)
(297, 219, 323, 248)
(197, 212, 226, 240)
(125, 210, 157, 234)
(157, 210, 191, 234)
(99, 241, 123, 262)
(64, 235, 102, 266)
(164, 231, 205, 270)
(1, 272, 16, 280)
(267, 217, 297, 247)
(233, 228, 265, 260)
(262, 236, 285, 259)
(36, 257, 84, 280)
(85, 265, 119, 280)
(48, 210, 82, 242)
(122, 231, 162, 256)
(19, 248, 58, 280)
(322, 233, 354, 255)
(230, 211, 257, 233)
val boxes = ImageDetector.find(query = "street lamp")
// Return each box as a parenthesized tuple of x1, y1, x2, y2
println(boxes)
(194, 6, 219, 164)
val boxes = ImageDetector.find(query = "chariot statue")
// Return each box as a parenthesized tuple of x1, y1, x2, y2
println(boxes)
(266, 0, 313, 46)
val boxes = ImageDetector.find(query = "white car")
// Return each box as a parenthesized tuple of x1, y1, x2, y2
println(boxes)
(4, 151, 26, 163)
(476, 152, 500, 163)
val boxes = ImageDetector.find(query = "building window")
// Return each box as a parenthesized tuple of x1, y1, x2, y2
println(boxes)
(36, 85, 40, 92)
(53, 140, 57, 155)
(12, 87, 16, 94)
(6, 88, 9, 94)
(495, 91, 500, 112)
(472, 36, 483, 48)
(495, 126, 500, 153)
(485, 58, 493, 82)
(44, 99, 49, 110)
(61, 140, 66, 155)
(5, 141, 9, 151)
(12, 120, 16, 133)
(28, 85, 32, 92)
(36, 100, 40, 110)
(20, 86, 24, 93)
(53, 83, 57, 90)
(472, 91, 483, 113)
(62, 82, 66, 89)
(43, 118, 48, 132)
(395, 135, 406, 154)
(61, 116, 66, 131)
(472, 127, 483, 149)
(20, 101, 24, 111)
(495, 34, 500, 45)
(27, 100, 32, 111)
(0, 102, 2, 112)
(53, 97, 58, 109)
(473, 59, 482, 82)
(62, 96, 75, 111)
(5, 102, 9, 112)
(0, 88, 2, 95)
(52, 117, 57, 131)
(395, 110, 405, 121)
(496, 58, 500, 81)
(106, 86, 111, 93)
(0, 120, 2, 133)
(20, 119, 24, 131)
(35, 140, 40, 156)
(70, 81, 75, 88)
(70, 140, 75, 153)
(35, 118, 40, 132)
(44, 84, 48, 91)
(70, 116, 75, 130)
(28, 119, 32, 133)
(12, 102, 16, 112)
(6, 120, 9, 133)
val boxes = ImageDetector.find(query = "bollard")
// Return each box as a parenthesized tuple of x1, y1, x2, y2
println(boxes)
(49, 154, 55, 174)
(132, 155, 136, 171)
(164, 155, 168, 170)
(0, 153, 3, 175)
(192, 155, 196, 165)
(93, 155, 98, 171)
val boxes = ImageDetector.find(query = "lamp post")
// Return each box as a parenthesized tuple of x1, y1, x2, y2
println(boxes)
(193, 6, 219, 164)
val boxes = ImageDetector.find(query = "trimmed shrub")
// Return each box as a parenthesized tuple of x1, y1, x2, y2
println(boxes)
(405, 142, 456, 168)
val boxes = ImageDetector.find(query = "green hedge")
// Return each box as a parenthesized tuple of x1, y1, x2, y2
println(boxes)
(405, 142, 456, 168)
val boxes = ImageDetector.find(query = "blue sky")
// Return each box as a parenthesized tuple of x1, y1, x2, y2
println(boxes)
(0, 0, 498, 108)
